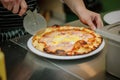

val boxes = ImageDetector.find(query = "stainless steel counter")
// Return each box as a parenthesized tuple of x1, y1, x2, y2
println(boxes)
(1, 20, 120, 80)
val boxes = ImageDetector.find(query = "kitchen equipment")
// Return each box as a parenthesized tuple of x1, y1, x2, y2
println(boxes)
(23, 10, 47, 35)
(103, 10, 120, 24)
(100, 22, 120, 78)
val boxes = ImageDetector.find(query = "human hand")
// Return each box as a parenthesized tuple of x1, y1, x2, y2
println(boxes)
(0, 0, 28, 16)
(63, 0, 103, 30)
(77, 9, 103, 30)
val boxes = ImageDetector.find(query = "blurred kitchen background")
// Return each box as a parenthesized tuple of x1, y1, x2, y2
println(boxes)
(37, 0, 120, 26)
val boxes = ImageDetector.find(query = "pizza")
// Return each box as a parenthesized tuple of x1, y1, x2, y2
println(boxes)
(32, 25, 103, 56)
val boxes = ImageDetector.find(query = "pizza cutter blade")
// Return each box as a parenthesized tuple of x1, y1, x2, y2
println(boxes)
(23, 10, 47, 35)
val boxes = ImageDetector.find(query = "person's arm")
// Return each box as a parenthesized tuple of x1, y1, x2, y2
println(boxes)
(0, 0, 27, 16)
(63, 0, 86, 14)
(63, 0, 103, 30)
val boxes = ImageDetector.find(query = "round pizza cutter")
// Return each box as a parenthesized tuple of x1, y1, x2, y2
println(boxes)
(23, 10, 47, 35)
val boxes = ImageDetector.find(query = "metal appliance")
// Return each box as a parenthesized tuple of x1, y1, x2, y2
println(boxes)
(103, 22, 120, 78)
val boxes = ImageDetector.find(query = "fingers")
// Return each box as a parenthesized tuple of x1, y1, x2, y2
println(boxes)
(1, 0, 14, 10)
(12, 0, 21, 14)
(12, 0, 27, 16)
(1, 0, 27, 16)
(86, 18, 96, 30)
(78, 9, 103, 30)
(18, 0, 27, 16)
(4, 0, 9, 2)
(95, 14, 104, 28)
(1, 0, 9, 9)
(7, 1, 14, 10)
(85, 14, 103, 30)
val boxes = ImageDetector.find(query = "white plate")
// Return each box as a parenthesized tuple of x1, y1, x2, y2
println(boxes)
(103, 10, 120, 24)
(27, 37, 105, 60)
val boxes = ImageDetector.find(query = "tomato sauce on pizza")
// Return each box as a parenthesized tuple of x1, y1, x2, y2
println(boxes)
(32, 25, 102, 56)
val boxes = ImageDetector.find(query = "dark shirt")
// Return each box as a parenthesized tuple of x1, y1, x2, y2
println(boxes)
(0, 0, 37, 29)
(0, 0, 37, 42)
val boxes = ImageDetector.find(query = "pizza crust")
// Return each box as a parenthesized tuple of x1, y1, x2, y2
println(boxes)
(32, 25, 102, 56)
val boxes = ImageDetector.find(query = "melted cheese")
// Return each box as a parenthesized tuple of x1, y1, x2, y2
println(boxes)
(32, 26, 102, 55)
(52, 34, 80, 45)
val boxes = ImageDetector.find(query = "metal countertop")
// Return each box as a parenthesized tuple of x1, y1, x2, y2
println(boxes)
(1, 20, 120, 80)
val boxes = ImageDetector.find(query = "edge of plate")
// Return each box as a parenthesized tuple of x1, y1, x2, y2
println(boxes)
(103, 10, 120, 24)
(27, 37, 105, 60)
